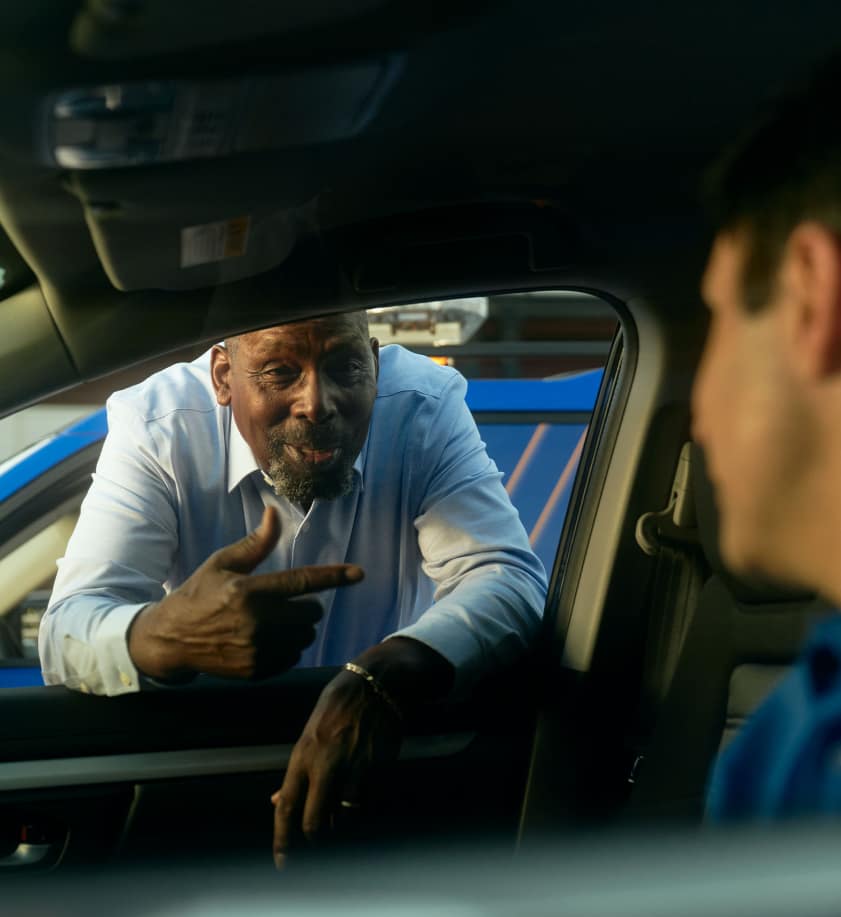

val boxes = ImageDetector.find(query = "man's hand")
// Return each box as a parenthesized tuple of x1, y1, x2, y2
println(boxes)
(127, 506, 364, 681)
(271, 636, 454, 869)
(270, 665, 403, 868)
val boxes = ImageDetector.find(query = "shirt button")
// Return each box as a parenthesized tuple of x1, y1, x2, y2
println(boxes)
(119, 671, 133, 688)
(79, 682, 90, 694)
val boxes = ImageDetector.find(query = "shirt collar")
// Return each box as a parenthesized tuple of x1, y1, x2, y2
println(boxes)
(226, 411, 369, 495)
(227, 414, 260, 494)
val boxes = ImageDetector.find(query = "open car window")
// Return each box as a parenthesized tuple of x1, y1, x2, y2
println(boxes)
(0, 291, 616, 684)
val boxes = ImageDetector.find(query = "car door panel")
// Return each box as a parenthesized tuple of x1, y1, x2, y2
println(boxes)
(0, 661, 537, 869)
(0, 353, 606, 870)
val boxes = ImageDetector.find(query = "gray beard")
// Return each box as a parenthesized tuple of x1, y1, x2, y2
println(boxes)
(265, 441, 355, 505)
(267, 458, 354, 504)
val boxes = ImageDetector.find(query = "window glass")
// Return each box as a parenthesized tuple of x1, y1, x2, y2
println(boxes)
(479, 420, 589, 574)
(375, 291, 615, 574)
(0, 513, 79, 686)
(0, 405, 96, 464)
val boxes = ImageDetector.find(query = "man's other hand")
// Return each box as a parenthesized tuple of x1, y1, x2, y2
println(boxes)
(270, 664, 403, 869)
(127, 506, 364, 681)
(271, 636, 454, 869)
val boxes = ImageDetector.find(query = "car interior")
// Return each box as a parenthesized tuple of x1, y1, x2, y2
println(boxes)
(0, 0, 840, 903)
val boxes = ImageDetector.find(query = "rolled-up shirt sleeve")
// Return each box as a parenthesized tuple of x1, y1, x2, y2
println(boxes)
(39, 397, 179, 696)
(393, 374, 548, 694)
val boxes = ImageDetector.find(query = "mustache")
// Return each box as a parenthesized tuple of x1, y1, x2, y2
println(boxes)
(269, 424, 344, 451)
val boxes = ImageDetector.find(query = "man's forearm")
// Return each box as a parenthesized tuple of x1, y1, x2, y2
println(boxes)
(389, 562, 545, 697)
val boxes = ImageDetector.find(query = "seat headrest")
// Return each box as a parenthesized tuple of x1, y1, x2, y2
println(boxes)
(691, 443, 815, 605)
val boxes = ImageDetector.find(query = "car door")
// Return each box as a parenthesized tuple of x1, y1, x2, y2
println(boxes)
(0, 292, 621, 871)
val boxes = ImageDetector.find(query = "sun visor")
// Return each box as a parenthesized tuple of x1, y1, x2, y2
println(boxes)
(64, 160, 321, 291)
(45, 58, 402, 292)
(69, 0, 389, 60)
(40, 62, 401, 171)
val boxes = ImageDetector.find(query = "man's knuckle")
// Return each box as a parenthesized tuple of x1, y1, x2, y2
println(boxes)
(223, 576, 250, 605)
(303, 570, 328, 591)
(315, 720, 354, 748)
(275, 794, 296, 817)
(236, 530, 258, 552)
(294, 734, 315, 757)
(240, 614, 257, 640)
(302, 818, 320, 840)
(282, 569, 307, 594)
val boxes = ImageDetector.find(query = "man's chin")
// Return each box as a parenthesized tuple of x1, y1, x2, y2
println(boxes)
(718, 529, 753, 576)
(722, 545, 812, 599)
(268, 462, 353, 503)
(719, 524, 794, 589)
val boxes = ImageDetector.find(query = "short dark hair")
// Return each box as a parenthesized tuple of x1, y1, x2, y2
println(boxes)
(705, 56, 841, 312)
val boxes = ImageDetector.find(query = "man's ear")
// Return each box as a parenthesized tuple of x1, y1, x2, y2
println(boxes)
(370, 337, 380, 380)
(782, 222, 841, 380)
(210, 344, 233, 405)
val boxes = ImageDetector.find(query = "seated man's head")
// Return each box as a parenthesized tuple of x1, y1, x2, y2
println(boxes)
(692, 57, 841, 591)
(211, 311, 379, 505)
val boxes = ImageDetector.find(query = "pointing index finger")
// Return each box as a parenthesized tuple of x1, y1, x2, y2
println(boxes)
(250, 564, 365, 597)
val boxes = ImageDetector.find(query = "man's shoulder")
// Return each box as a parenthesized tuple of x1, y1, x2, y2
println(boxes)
(376, 345, 465, 402)
(707, 611, 841, 820)
(107, 349, 217, 425)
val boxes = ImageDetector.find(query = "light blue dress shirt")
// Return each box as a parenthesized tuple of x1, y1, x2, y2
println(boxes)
(40, 345, 547, 697)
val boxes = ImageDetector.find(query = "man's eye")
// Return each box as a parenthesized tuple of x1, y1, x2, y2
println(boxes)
(259, 367, 298, 382)
(331, 360, 365, 378)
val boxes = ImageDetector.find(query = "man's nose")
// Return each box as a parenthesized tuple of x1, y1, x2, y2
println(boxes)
(293, 371, 336, 423)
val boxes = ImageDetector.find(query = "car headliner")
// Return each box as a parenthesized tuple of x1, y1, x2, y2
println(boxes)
(0, 1, 837, 413)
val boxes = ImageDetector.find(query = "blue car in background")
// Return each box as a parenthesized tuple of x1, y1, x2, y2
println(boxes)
(0, 367, 602, 687)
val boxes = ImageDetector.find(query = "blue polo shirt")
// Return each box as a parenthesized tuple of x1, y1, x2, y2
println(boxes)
(707, 614, 841, 820)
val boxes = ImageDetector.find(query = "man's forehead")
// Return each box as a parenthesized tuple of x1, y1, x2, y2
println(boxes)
(237, 315, 367, 355)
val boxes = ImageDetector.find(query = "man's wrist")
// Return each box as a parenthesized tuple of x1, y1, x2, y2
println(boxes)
(343, 662, 405, 720)
(351, 636, 454, 711)
(127, 600, 189, 682)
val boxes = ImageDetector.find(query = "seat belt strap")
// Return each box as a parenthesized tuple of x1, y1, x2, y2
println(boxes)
(631, 443, 706, 779)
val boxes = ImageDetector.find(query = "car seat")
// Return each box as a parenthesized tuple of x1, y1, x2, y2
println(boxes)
(625, 444, 834, 821)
